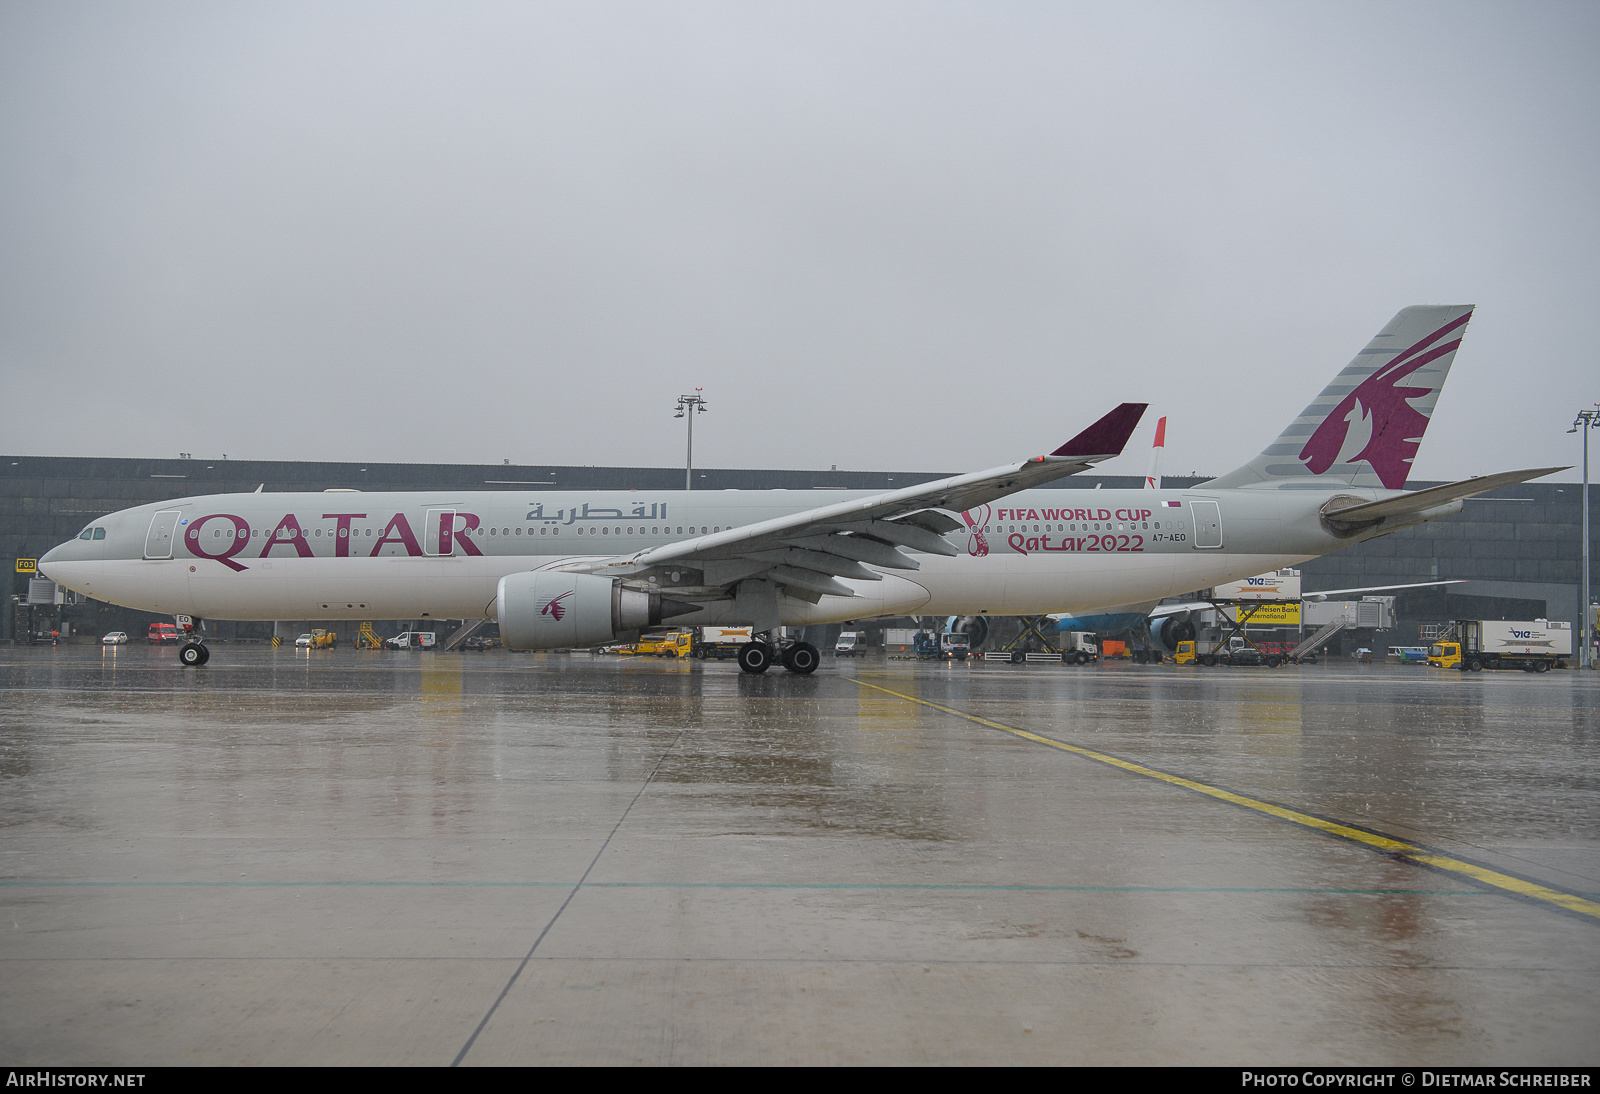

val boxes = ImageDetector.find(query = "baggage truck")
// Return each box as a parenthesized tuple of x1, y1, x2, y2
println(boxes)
(1428, 620, 1571, 673)
(635, 631, 693, 658)
(913, 631, 969, 660)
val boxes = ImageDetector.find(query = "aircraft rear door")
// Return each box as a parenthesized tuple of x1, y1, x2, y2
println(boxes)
(144, 510, 181, 559)
(425, 509, 456, 556)
(1189, 500, 1222, 549)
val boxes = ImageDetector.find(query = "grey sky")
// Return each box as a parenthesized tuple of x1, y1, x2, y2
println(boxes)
(2, 1, 1596, 482)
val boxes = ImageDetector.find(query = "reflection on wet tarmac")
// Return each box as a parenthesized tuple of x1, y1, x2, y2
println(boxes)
(1, 645, 1596, 1065)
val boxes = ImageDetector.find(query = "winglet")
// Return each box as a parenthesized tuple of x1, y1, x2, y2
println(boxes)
(1050, 403, 1147, 459)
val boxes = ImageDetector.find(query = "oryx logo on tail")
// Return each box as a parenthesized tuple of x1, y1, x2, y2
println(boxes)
(1298, 313, 1471, 490)
(1203, 305, 1474, 493)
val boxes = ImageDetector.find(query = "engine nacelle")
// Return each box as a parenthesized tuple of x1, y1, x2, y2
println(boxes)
(1158, 614, 1196, 650)
(498, 572, 695, 651)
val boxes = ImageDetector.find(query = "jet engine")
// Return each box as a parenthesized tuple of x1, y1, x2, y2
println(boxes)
(1157, 614, 1197, 650)
(951, 615, 989, 651)
(497, 572, 696, 650)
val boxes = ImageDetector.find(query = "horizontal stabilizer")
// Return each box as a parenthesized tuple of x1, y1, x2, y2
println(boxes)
(1322, 467, 1567, 526)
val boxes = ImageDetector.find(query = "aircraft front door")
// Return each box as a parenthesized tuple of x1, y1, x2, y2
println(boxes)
(425, 509, 456, 556)
(144, 510, 181, 559)
(1189, 500, 1222, 549)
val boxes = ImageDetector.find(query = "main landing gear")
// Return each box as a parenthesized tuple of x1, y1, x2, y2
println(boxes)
(737, 638, 820, 675)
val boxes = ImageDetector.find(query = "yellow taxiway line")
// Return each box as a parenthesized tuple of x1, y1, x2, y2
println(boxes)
(852, 676, 1600, 922)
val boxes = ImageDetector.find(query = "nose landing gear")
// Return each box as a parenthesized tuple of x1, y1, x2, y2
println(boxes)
(174, 615, 208, 666)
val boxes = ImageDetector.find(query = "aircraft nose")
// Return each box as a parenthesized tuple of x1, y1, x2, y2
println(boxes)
(37, 544, 62, 581)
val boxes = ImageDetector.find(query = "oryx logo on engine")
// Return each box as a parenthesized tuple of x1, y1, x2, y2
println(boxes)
(540, 591, 574, 621)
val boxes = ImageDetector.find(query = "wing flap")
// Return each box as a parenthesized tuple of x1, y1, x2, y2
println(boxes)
(825, 518, 960, 557)
(782, 533, 920, 570)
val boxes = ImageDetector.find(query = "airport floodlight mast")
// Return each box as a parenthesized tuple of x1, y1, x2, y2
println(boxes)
(1570, 405, 1599, 668)
(675, 389, 708, 491)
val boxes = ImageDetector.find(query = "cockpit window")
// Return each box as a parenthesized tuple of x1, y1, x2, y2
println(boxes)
(78, 529, 92, 540)
(93, 528, 106, 540)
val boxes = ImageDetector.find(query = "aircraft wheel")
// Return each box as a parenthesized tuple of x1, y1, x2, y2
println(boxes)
(782, 642, 820, 675)
(1467, 658, 1483, 672)
(1009, 650, 1025, 665)
(179, 642, 206, 667)
(738, 643, 773, 675)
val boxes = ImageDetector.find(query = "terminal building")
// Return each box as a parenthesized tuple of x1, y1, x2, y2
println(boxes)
(4, 454, 1595, 650)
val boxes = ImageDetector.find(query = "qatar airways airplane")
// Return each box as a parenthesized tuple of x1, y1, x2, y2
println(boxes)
(40, 305, 1560, 674)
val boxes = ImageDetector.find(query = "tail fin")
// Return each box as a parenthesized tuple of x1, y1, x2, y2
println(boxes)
(1144, 416, 1166, 490)
(1206, 305, 1475, 491)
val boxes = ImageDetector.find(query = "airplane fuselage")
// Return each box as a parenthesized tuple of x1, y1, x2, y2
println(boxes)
(39, 485, 1385, 627)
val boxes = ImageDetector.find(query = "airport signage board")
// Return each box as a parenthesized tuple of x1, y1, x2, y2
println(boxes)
(15, 559, 36, 573)
(1214, 570, 1301, 601)
(1225, 602, 1302, 625)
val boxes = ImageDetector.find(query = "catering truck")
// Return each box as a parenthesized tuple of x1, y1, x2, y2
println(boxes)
(695, 627, 753, 660)
(1428, 620, 1572, 673)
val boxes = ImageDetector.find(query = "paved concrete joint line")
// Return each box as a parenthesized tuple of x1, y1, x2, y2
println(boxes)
(851, 676, 1600, 924)
(449, 725, 689, 1067)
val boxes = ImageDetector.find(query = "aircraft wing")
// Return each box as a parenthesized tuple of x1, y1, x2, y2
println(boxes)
(1300, 579, 1466, 601)
(1147, 600, 1214, 619)
(570, 403, 1146, 604)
